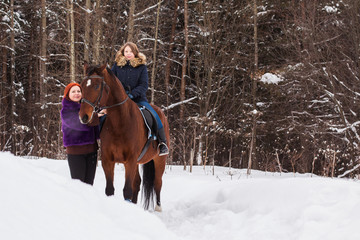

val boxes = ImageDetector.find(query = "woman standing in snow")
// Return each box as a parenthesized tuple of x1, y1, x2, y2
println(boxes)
(60, 82, 101, 185)
(111, 42, 169, 156)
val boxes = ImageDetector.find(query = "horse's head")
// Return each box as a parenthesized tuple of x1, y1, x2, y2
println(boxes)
(79, 63, 110, 124)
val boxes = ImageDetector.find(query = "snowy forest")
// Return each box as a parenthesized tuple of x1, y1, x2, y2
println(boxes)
(1, 0, 360, 178)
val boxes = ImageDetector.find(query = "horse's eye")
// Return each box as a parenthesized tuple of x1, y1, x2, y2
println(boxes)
(94, 84, 100, 90)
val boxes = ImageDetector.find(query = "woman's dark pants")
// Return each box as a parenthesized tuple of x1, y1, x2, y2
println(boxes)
(67, 152, 97, 185)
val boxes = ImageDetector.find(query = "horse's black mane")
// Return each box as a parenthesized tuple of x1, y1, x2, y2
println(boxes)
(85, 64, 116, 79)
(106, 67, 116, 78)
(85, 65, 101, 76)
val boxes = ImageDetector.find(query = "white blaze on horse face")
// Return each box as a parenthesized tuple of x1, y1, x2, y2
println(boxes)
(86, 79, 92, 87)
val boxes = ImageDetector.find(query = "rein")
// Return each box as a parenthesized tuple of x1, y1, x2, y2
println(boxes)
(81, 74, 129, 121)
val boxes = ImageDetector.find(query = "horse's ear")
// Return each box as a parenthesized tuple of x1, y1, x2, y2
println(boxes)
(99, 63, 107, 72)
(83, 61, 89, 75)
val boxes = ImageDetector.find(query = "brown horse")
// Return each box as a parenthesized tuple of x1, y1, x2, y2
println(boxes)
(79, 63, 169, 211)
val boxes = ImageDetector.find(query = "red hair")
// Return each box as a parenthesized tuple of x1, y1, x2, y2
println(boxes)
(63, 82, 81, 99)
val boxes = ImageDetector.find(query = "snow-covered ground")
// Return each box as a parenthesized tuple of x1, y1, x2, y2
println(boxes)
(1, 151, 360, 240)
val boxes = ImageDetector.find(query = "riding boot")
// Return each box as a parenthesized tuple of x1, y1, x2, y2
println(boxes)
(157, 127, 169, 156)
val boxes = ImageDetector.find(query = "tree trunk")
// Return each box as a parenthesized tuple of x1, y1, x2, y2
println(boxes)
(212, 132, 216, 176)
(150, 0, 161, 104)
(203, 127, 209, 168)
(164, 0, 179, 109)
(93, 0, 101, 64)
(179, 0, 189, 168)
(40, 0, 47, 105)
(39, 0, 49, 156)
(180, 0, 188, 120)
(10, 0, 16, 154)
(248, 0, 258, 175)
(84, 0, 91, 63)
(190, 127, 196, 173)
(331, 151, 336, 178)
(229, 136, 233, 170)
(182, 131, 186, 170)
(275, 151, 282, 175)
(127, 0, 136, 42)
(1, 30, 8, 150)
(27, 12, 39, 156)
(69, 0, 75, 82)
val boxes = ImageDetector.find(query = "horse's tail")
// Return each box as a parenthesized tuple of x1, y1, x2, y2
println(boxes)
(142, 159, 155, 210)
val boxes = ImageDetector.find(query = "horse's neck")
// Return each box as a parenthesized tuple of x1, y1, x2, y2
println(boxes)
(108, 89, 127, 106)
(107, 90, 139, 136)
(107, 83, 136, 116)
(104, 79, 146, 142)
(106, 77, 128, 106)
(105, 75, 139, 124)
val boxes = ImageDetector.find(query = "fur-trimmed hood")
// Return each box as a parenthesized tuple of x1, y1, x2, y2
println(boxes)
(115, 52, 147, 68)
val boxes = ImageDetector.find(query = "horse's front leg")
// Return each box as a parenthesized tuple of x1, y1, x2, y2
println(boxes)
(102, 159, 115, 196)
(123, 160, 137, 201)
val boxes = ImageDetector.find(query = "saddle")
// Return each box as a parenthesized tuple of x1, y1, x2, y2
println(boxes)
(136, 104, 160, 161)
(137, 104, 158, 141)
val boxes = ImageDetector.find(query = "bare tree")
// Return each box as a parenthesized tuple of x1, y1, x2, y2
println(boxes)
(164, 0, 179, 109)
(127, 0, 136, 42)
(93, 0, 101, 64)
(247, 0, 259, 175)
(10, 0, 16, 154)
(69, 0, 75, 82)
(177, 0, 189, 167)
(40, 0, 47, 104)
(150, 0, 161, 104)
(0, 4, 8, 150)
(180, 0, 188, 120)
(84, 0, 91, 63)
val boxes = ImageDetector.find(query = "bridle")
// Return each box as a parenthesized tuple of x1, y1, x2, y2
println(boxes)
(80, 74, 129, 122)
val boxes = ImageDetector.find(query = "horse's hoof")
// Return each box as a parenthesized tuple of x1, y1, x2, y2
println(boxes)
(155, 204, 162, 212)
(105, 187, 114, 196)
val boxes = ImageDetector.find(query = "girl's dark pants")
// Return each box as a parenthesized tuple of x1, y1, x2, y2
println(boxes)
(67, 152, 97, 185)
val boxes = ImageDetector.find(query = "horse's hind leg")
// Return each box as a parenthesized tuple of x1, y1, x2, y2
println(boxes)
(131, 165, 141, 203)
(154, 157, 166, 211)
(102, 160, 115, 196)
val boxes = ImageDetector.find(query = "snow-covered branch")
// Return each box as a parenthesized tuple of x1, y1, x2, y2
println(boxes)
(163, 96, 197, 111)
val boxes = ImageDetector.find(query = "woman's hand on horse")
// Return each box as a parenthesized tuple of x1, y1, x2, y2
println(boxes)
(98, 109, 107, 117)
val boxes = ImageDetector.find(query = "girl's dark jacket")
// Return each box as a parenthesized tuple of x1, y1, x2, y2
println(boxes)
(61, 98, 100, 154)
(111, 53, 148, 103)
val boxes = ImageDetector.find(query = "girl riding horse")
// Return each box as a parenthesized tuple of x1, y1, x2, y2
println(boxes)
(111, 42, 169, 156)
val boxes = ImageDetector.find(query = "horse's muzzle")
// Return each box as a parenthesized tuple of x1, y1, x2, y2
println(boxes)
(80, 114, 89, 124)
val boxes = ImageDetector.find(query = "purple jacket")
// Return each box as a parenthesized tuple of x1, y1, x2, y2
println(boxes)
(61, 98, 99, 147)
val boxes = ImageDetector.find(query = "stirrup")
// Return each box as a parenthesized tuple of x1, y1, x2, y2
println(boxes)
(158, 142, 169, 156)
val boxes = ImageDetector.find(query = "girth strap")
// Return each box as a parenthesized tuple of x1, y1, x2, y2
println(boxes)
(137, 138, 153, 162)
